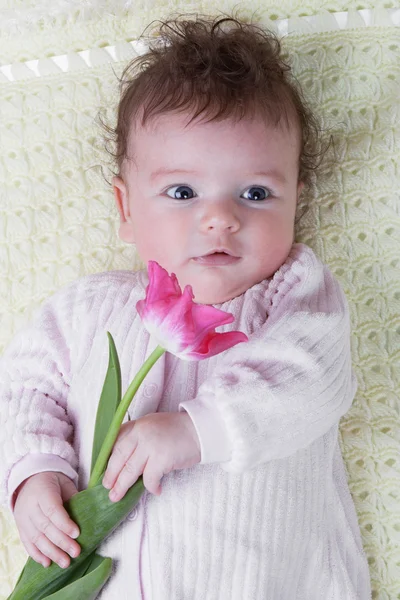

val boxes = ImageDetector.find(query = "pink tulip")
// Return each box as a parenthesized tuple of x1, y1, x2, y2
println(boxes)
(136, 261, 248, 360)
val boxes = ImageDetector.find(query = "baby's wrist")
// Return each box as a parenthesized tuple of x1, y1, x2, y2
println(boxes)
(12, 474, 37, 510)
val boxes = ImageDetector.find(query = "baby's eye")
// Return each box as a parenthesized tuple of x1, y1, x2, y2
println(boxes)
(242, 187, 270, 201)
(165, 185, 196, 200)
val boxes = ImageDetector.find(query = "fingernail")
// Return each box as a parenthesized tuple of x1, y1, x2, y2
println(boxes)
(109, 489, 118, 501)
(59, 559, 68, 569)
(102, 477, 110, 489)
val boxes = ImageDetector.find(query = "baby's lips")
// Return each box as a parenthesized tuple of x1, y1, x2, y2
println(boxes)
(193, 253, 240, 265)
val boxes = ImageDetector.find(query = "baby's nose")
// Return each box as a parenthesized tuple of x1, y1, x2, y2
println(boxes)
(199, 202, 240, 233)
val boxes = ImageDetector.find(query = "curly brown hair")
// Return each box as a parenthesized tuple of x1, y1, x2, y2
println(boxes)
(102, 14, 321, 185)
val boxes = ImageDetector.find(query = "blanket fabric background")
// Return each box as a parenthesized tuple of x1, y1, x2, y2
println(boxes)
(0, 1, 399, 598)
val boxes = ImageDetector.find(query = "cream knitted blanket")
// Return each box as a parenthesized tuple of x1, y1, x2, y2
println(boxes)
(0, 1, 399, 598)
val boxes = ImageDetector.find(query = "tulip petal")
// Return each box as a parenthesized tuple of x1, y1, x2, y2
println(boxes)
(183, 331, 248, 360)
(190, 301, 235, 336)
(137, 261, 248, 361)
(145, 261, 181, 303)
(136, 262, 183, 327)
(156, 286, 196, 342)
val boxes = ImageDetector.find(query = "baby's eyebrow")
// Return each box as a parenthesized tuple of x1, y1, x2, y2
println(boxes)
(150, 168, 198, 182)
(150, 168, 287, 184)
(251, 170, 287, 185)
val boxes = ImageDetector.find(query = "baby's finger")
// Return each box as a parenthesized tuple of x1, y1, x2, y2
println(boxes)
(142, 458, 163, 495)
(38, 495, 80, 540)
(33, 531, 72, 569)
(20, 536, 51, 568)
(103, 436, 138, 490)
(109, 452, 146, 502)
(32, 513, 80, 560)
(21, 516, 72, 569)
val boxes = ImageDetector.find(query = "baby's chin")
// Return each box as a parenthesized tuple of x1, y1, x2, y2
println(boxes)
(191, 283, 248, 306)
(177, 264, 268, 305)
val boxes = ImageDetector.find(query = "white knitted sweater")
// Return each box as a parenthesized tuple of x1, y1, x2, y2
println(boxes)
(0, 243, 371, 599)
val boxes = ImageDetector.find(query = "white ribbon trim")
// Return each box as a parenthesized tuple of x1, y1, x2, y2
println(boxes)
(1, 8, 399, 83)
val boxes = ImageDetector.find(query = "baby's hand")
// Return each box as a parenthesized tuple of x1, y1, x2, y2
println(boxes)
(13, 472, 81, 569)
(103, 412, 201, 499)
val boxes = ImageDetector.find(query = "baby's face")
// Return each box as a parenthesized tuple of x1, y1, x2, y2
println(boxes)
(113, 111, 302, 304)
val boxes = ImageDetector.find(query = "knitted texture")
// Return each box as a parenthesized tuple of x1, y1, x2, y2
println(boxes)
(0, 2, 399, 598)
(0, 245, 371, 599)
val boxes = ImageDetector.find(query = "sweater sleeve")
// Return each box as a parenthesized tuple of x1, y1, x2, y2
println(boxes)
(0, 282, 81, 508)
(180, 247, 357, 471)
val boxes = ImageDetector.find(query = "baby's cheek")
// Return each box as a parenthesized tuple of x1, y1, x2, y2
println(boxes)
(252, 220, 294, 277)
(134, 217, 183, 269)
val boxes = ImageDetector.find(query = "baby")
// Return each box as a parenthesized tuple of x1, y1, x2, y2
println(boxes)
(0, 15, 371, 600)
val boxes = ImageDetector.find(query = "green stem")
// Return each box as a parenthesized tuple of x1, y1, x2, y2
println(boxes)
(88, 345, 166, 488)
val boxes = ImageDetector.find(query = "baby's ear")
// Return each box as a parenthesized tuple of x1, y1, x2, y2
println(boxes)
(113, 176, 135, 243)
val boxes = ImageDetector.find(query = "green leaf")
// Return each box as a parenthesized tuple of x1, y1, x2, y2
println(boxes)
(90, 332, 121, 476)
(43, 554, 112, 600)
(8, 478, 145, 600)
(41, 552, 102, 595)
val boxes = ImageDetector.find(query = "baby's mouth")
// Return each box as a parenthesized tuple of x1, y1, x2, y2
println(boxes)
(193, 251, 240, 266)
